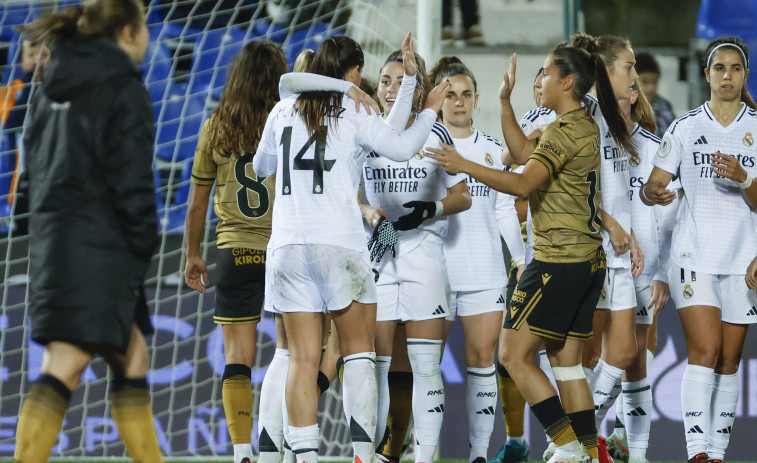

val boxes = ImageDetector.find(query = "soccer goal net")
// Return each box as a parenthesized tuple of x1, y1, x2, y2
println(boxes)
(0, 0, 420, 457)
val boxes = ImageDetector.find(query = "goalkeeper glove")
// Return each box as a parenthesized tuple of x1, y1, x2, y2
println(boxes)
(367, 218, 399, 262)
(393, 200, 442, 231)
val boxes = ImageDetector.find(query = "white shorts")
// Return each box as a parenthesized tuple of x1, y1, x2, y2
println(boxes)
(269, 244, 377, 314)
(446, 287, 506, 322)
(670, 268, 757, 324)
(263, 249, 279, 314)
(596, 267, 637, 311)
(634, 285, 654, 325)
(375, 234, 450, 322)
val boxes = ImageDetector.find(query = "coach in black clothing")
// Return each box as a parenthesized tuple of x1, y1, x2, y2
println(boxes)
(14, 1, 163, 462)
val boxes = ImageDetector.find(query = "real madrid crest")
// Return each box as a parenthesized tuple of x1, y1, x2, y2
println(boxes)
(485, 153, 494, 166)
(744, 132, 754, 147)
(415, 149, 424, 160)
(683, 284, 694, 299)
(629, 154, 640, 167)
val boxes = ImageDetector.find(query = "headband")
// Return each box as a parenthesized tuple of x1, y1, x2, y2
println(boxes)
(707, 43, 749, 69)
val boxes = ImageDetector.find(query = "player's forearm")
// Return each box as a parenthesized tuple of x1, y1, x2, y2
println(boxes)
(440, 186, 472, 216)
(501, 100, 534, 164)
(465, 160, 530, 197)
(741, 178, 757, 208)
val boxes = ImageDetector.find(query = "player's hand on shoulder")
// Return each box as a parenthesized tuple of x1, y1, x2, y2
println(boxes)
(426, 142, 467, 174)
(184, 256, 208, 294)
(347, 85, 381, 116)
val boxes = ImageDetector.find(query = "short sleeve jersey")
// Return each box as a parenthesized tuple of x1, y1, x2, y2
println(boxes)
(258, 95, 396, 252)
(443, 129, 509, 291)
(529, 108, 603, 263)
(191, 119, 275, 249)
(362, 122, 466, 252)
(586, 94, 633, 269)
(653, 102, 757, 275)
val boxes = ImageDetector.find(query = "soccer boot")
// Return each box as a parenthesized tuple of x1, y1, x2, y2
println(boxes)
(597, 436, 614, 463)
(501, 439, 529, 463)
(545, 445, 591, 463)
(543, 442, 557, 462)
(688, 453, 709, 463)
(606, 430, 629, 463)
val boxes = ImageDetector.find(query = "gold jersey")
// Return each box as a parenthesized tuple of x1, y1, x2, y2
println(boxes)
(191, 121, 275, 250)
(528, 108, 603, 263)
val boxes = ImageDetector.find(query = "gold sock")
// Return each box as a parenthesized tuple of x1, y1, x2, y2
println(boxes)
(110, 382, 164, 463)
(222, 374, 253, 445)
(546, 415, 578, 447)
(14, 379, 69, 463)
(568, 410, 598, 459)
(381, 372, 413, 458)
(498, 376, 526, 437)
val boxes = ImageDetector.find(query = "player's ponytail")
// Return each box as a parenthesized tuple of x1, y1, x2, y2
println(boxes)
(296, 35, 364, 140)
(294, 48, 314, 73)
(591, 52, 635, 156)
(20, 0, 143, 45)
(430, 56, 477, 91)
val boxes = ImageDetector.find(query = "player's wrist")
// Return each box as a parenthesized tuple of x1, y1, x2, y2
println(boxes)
(434, 200, 444, 217)
(739, 173, 753, 189)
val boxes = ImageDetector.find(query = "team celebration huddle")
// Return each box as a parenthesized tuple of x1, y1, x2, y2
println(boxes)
(11, 1, 757, 463)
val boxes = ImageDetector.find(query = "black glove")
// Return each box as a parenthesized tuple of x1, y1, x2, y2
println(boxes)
(367, 218, 399, 262)
(393, 201, 437, 231)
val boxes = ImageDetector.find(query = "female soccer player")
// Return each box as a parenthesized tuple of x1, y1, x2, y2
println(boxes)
(16, 1, 162, 462)
(252, 35, 451, 463)
(642, 36, 757, 463)
(361, 51, 473, 463)
(429, 44, 629, 463)
(426, 56, 525, 463)
(184, 41, 286, 463)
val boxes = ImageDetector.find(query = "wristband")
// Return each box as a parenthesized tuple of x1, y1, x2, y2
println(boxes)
(640, 184, 653, 203)
(434, 200, 444, 216)
(740, 173, 753, 189)
(515, 259, 525, 267)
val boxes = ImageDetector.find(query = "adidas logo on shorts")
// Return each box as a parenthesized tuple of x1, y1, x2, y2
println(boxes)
(496, 294, 506, 304)
(747, 306, 757, 316)
(432, 305, 446, 315)
(637, 306, 648, 316)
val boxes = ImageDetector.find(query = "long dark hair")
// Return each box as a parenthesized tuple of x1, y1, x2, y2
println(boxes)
(380, 49, 427, 112)
(19, 0, 144, 45)
(295, 35, 364, 140)
(703, 36, 757, 109)
(207, 41, 286, 159)
(565, 34, 635, 155)
(551, 45, 634, 155)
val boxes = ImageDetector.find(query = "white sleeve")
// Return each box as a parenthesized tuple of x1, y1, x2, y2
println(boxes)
(278, 72, 352, 99)
(253, 110, 279, 177)
(384, 74, 416, 131)
(357, 108, 437, 162)
(496, 191, 526, 265)
(652, 125, 684, 178)
(652, 194, 680, 283)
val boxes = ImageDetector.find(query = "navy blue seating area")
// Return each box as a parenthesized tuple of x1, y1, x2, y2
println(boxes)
(696, 0, 757, 98)
(0, 2, 341, 233)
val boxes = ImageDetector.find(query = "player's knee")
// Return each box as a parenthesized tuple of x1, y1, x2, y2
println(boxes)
(407, 340, 442, 379)
(466, 347, 495, 369)
(688, 344, 720, 369)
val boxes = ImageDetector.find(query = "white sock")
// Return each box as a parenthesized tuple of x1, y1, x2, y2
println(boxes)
(282, 370, 294, 463)
(622, 378, 652, 460)
(591, 359, 624, 429)
(615, 390, 626, 430)
(288, 424, 320, 463)
(407, 338, 444, 463)
(466, 365, 497, 462)
(341, 352, 378, 463)
(583, 366, 595, 386)
(234, 443, 254, 463)
(707, 372, 739, 460)
(681, 364, 714, 459)
(375, 356, 392, 446)
(538, 350, 558, 391)
(259, 348, 289, 463)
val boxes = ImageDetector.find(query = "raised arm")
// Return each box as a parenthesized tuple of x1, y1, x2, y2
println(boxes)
(499, 53, 537, 165)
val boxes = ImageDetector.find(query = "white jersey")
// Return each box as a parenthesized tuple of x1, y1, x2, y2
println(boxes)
(628, 124, 679, 287)
(443, 129, 518, 291)
(586, 94, 633, 269)
(362, 122, 466, 253)
(254, 94, 437, 252)
(653, 102, 757, 275)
